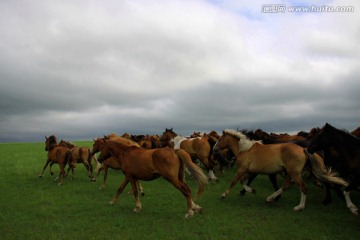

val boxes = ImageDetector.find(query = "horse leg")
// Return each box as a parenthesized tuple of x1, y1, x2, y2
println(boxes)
(128, 177, 142, 213)
(83, 162, 91, 178)
(269, 174, 281, 201)
(344, 181, 359, 215)
(322, 182, 332, 205)
(240, 173, 257, 195)
(168, 177, 197, 218)
(292, 174, 307, 211)
(58, 163, 65, 186)
(222, 168, 246, 198)
(136, 180, 145, 196)
(266, 173, 293, 203)
(49, 162, 54, 175)
(109, 178, 129, 205)
(99, 166, 108, 190)
(39, 160, 51, 177)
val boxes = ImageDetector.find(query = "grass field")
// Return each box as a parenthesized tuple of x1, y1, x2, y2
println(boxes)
(1, 141, 359, 240)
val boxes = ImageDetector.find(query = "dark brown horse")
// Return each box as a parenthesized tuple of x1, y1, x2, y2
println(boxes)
(160, 128, 218, 181)
(215, 129, 348, 212)
(308, 123, 360, 215)
(59, 140, 93, 179)
(39, 135, 71, 185)
(91, 137, 144, 195)
(97, 137, 207, 218)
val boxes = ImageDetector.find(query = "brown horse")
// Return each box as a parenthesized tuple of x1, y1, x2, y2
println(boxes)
(39, 135, 71, 185)
(91, 137, 144, 195)
(59, 140, 93, 179)
(308, 123, 360, 215)
(97, 137, 208, 218)
(160, 128, 218, 181)
(214, 129, 348, 211)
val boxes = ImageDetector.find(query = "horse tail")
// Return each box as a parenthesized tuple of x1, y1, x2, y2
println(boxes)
(176, 149, 208, 200)
(304, 149, 348, 187)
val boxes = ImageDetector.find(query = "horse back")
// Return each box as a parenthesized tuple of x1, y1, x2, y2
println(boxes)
(120, 147, 180, 180)
(243, 142, 306, 174)
(180, 137, 210, 156)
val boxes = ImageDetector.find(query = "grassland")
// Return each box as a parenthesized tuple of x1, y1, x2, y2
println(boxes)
(0, 141, 359, 240)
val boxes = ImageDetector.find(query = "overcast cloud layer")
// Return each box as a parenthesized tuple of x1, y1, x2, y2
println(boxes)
(0, 0, 359, 142)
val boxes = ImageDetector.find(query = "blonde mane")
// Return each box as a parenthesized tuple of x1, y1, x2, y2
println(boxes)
(223, 129, 262, 152)
(109, 137, 140, 148)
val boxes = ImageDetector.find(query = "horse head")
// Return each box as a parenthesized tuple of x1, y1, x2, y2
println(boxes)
(45, 135, 57, 151)
(160, 128, 177, 147)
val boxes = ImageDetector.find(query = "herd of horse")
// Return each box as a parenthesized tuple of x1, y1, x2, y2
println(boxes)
(39, 123, 360, 218)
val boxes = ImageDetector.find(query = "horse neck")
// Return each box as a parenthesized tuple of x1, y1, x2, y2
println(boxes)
(330, 130, 360, 159)
(225, 135, 242, 157)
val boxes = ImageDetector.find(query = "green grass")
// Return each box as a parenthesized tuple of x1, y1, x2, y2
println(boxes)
(1, 141, 359, 240)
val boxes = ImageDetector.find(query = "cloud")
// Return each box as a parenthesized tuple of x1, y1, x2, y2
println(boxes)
(0, 0, 359, 142)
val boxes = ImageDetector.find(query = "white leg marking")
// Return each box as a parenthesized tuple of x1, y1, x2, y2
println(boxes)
(344, 191, 358, 215)
(266, 188, 283, 202)
(294, 191, 306, 211)
(243, 185, 254, 193)
(208, 170, 218, 181)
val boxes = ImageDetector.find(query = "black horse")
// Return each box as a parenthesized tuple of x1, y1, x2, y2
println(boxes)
(308, 123, 359, 215)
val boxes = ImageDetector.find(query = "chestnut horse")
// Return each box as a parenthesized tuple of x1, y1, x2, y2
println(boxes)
(97, 137, 208, 218)
(308, 123, 360, 215)
(91, 137, 144, 195)
(39, 135, 71, 185)
(214, 129, 348, 211)
(59, 140, 93, 179)
(160, 128, 218, 181)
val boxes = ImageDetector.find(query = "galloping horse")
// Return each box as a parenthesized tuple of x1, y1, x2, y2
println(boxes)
(59, 140, 93, 179)
(160, 128, 218, 181)
(308, 123, 360, 215)
(39, 135, 70, 185)
(97, 137, 208, 218)
(91, 137, 144, 195)
(214, 129, 348, 211)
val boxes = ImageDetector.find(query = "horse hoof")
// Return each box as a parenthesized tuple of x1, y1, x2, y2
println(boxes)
(185, 210, 194, 219)
(141, 192, 145, 197)
(133, 207, 141, 213)
(293, 206, 305, 211)
(349, 206, 359, 216)
(90, 178, 96, 182)
(38, 175, 43, 178)
(109, 201, 115, 205)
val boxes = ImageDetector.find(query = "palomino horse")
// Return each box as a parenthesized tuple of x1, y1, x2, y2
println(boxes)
(39, 135, 71, 185)
(59, 140, 93, 179)
(91, 137, 144, 195)
(214, 129, 348, 211)
(160, 128, 218, 181)
(97, 137, 208, 218)
(308, 123, 360, 215)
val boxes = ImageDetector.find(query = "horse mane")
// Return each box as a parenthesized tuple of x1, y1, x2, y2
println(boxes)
(224, 129, 262, 152)
(108, 137, 140, 148)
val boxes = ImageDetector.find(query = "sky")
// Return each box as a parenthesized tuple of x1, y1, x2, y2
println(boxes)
(0, 0, 359, 142)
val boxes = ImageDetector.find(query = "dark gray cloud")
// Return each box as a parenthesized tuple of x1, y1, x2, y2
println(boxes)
(0, 0, 359, 142)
